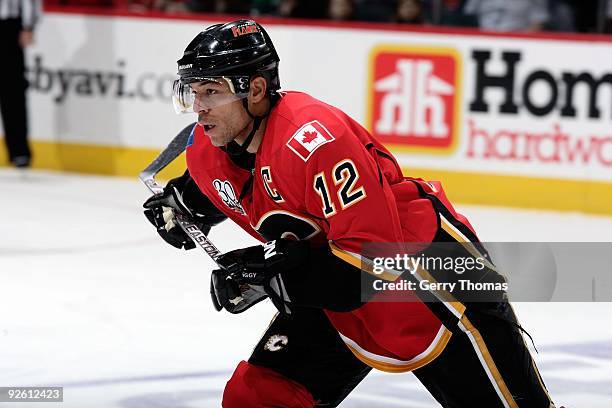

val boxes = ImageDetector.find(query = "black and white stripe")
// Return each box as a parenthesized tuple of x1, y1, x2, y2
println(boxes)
(0, 0, 42, 29)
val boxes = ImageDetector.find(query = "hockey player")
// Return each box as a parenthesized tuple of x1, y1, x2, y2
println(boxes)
(143, 20, 554, 407)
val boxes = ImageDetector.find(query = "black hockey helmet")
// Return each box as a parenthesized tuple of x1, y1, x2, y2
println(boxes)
(173, 20, 280, 113)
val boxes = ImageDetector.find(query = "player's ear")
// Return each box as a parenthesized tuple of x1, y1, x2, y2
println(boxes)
(249, 76, 267, 103)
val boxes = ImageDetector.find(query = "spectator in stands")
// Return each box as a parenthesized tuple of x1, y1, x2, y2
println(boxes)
(46, 0, 113, 6)
(184, 0, 215, 13)
(574, 1, 597, 32)
(328, 0, 355, 21)
(127, 0, 187, 13)
(251, 0, 277, 15)
(215, 0, 251, 14)
(277, 0, 297, 17)
(547, 0, 576, 31)
(436, 0, 478, 27)
(394, 0, 424, 24)
(464, 0, 549, 32)
(607, 0, 612, 32)
(354, 0, 395, 22)
(132, 0, 248, 14)
(277, 0, 327, 19)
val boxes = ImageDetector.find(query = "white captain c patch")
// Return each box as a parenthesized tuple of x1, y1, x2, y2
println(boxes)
(286, 120, 335, 162)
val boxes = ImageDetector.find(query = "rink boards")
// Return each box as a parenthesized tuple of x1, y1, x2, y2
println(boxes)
(2, 9, 612, 214)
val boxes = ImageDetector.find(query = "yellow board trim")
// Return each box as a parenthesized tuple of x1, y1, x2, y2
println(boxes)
(404, 166, 612, 216)
(0, 139, 187, 181)
(3, 139, 612, 216)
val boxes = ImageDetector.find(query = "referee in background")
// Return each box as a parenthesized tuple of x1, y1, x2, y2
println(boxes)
(0, 0, 41, 168)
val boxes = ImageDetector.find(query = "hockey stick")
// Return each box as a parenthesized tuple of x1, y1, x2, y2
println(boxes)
(139, 122, 222, 263)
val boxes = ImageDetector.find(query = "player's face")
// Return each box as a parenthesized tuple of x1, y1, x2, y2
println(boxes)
(190, 80, 251, 147)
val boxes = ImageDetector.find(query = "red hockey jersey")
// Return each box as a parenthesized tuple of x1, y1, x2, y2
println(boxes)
(186, 91, 474, 372)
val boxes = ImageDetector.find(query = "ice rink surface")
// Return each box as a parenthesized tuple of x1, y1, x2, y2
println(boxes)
(1, 168, 612, 407)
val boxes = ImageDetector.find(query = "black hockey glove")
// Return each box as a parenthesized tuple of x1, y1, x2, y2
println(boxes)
(210, 239, 309, 315)
(143, 170, 227, 250)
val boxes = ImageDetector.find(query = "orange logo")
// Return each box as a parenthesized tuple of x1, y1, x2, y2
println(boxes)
(231, 23, 260, 38)
(368, 46, 462, 153)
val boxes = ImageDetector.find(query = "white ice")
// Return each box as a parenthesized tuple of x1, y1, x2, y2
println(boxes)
(1, 168, 611, 407)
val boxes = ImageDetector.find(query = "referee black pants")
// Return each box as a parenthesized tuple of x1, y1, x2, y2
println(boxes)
(0, 18, 31, 163)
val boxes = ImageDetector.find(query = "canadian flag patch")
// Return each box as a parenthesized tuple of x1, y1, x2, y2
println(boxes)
(286, 120, 335, 161)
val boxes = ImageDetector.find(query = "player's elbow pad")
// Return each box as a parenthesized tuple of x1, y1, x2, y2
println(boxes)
(279, 246, 365, 312)
(182, 171, 228, 228)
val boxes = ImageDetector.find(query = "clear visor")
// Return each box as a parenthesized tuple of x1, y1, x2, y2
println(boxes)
(172, 77, 248, 114)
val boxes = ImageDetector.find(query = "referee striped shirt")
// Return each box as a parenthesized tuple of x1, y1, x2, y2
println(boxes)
(0, 0, 42, 29)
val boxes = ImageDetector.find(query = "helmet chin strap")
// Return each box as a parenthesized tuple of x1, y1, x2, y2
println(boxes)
(223, 116, 261, 171)
(225, 99, 261, 157)
(223, 94, 275, 169)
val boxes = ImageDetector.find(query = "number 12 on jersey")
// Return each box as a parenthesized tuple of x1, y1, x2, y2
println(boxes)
(313, 159, 367, 217)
